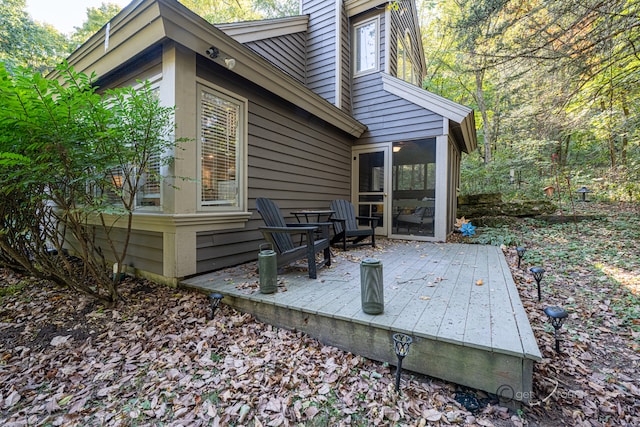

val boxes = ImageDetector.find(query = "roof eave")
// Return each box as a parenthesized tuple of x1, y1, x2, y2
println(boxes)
(345, 0, 388, 17)
(51, 0, 366, 139)
(382, 73, 477, 153)
(215, 15, 309, 43)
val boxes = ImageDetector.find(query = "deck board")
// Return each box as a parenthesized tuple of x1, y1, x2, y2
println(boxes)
(182, 240, 542, 402)
(463, 247, 493, 350)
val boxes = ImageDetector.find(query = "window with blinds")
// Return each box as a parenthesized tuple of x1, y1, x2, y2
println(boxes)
(135, 154, 161, 207)
(199, 87, 241, 207)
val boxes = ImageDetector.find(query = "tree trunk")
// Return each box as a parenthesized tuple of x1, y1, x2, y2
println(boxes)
(621, 94, 629, 167)
(475, 68, 492, 163)
(600, 100, 616, 168)
(561, 134, 570, 166)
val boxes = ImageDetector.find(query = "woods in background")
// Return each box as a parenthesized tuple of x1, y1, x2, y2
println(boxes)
(2, 0, 639, 200)
(419, 0, 640, 199)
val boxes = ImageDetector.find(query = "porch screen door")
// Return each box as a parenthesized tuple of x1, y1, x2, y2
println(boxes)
(353, 147, 389, 235)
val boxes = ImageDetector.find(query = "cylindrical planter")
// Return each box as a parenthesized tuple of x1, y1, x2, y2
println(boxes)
(258, 243, 277, 294)
(360, 258, 384, 314)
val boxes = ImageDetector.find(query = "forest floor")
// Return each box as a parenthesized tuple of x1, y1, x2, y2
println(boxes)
(0, 201, 639, 426)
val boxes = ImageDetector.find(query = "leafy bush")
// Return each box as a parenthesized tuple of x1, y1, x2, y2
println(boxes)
(0, 62, 178, 303)
(471, 226, 519, 247)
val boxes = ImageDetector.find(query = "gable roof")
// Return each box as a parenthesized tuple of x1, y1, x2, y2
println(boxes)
(49, 0, 366, 138)
(382, 74, 477, 153)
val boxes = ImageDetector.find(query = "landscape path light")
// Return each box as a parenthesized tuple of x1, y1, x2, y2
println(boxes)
(530, 267, 545, 301)
(544, 306, 568, 353)
(576, 186, 592, 202)
(208, 293, 224, 320)
(516, 247, 526, 269)
(392, 333, 413, 392)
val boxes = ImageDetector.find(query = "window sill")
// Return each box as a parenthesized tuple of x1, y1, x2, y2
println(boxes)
(89, 211, 253, 232)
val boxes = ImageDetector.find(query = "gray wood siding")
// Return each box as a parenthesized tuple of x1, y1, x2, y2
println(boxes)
(77, 228, 163, 275)
(340, 1, 351, 113)
(352, 74, 443, 145)
(195, 59, 354, 273)
(243, 32, 307, 84)
(303, 0, 337, 104)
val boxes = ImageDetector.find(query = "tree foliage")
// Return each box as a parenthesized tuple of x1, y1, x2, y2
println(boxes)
(179, 0, 297, 23)
(0, 63, 178, 303)
(420, 0, 640, 200)
(70, 3, 122, 48)
(0, 0, 70, 73)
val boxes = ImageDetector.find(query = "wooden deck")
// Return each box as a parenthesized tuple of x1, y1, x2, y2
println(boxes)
(181, 240, 542, 402)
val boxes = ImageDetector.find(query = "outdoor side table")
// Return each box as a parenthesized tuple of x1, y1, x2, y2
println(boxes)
(290, 210, 335, 244)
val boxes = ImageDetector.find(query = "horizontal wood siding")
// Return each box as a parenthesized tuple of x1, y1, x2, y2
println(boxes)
(352, 74, 443, 145)
(303, 0, 337, 104)
(195, 59, 354, 273)
(85, 228, 163, 275)
(340, 1, 352, 113)
(380, 11, 387, 74)
(243, 32, 307, 84)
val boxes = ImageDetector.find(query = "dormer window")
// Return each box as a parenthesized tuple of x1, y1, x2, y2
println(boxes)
(353, 17, 379, 75)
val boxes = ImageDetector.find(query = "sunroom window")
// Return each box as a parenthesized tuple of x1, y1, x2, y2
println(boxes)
(354, 17, 379, 75)
(198, 84, 246, 210)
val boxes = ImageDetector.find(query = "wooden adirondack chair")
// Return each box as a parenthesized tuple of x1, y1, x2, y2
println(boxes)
(329, 199, 377, 251)
(255, 197, 331, 279)
(395, 206, 434, 233)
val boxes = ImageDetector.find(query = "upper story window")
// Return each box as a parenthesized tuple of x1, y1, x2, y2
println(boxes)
(354, 17, 379, 75)
(198, 83, 247, 211)
(397, 31, 417, 85)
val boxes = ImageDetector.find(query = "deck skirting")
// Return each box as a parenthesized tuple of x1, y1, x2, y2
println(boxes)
(182, 242, 541, 403)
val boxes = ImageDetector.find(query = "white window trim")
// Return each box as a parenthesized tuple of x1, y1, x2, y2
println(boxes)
(134, 74, 165, 212)
(353, 16, 380, 77)
(196, 80, 248, 213)
(103, 73, 165, 213)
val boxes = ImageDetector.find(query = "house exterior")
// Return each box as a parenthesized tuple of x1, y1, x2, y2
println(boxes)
(51, 0, 476, 284)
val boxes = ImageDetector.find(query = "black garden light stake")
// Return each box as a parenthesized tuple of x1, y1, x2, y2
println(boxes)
(530, 267, 545, 301)
(543, 306, 568, 353)
(208, 293, 224, 320)
(392, 333, 413, 392)
(516, 247, 526, 269)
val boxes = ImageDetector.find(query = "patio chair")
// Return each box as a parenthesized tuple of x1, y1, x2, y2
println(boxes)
(395, 206, 434, 234)
(329, 199, 377, 251)
(255, 197, 331, 279)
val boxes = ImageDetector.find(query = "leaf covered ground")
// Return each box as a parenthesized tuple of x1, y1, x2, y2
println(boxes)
(1, 202, 639, 426)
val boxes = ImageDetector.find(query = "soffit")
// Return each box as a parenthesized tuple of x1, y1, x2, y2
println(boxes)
(345, 0, 388, 17)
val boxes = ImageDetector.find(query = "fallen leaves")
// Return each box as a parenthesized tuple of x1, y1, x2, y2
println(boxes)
(2, 206, 640, 427)
(0, 268, 491, 426)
